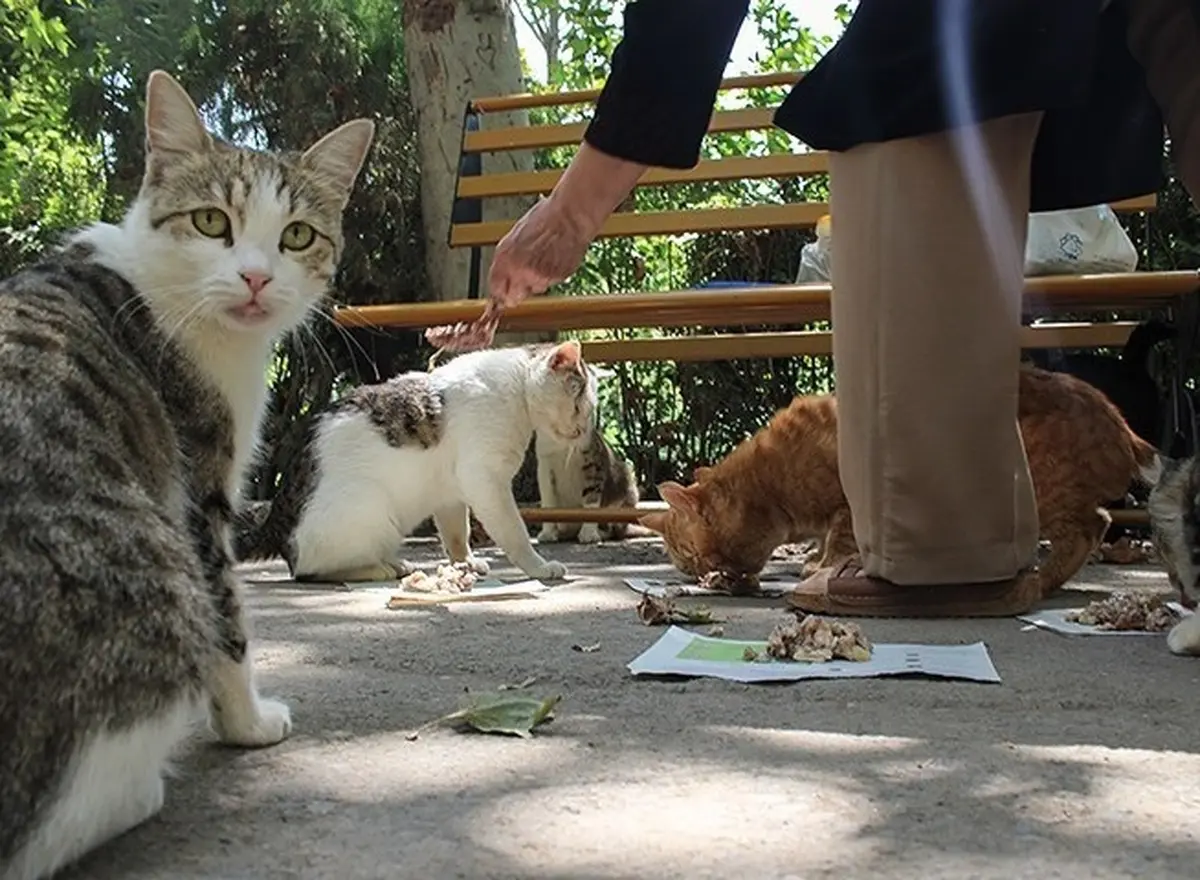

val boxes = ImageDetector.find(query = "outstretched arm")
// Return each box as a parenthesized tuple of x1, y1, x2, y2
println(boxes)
(486, 0, 750, 308)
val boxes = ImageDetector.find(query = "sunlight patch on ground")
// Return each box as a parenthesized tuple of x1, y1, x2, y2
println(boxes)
(466, 768, 875, 877)
(258, 733, 584, 805)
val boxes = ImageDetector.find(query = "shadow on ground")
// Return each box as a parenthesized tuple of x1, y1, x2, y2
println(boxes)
(65, 540, 1200, 880)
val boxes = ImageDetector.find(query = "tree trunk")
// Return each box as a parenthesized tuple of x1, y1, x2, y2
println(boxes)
(403, 0, 537, 309)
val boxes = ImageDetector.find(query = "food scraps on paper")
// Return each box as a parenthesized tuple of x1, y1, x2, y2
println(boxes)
(397, 562, 479, 594)
(1091, 535, 1156, 564)
(738, 614, 873, 663)
(1065, 590, 1180, 632)
(697, 569, 761, 596)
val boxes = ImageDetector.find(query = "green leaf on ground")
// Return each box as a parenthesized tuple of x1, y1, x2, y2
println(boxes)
(407, 692, 562, 741)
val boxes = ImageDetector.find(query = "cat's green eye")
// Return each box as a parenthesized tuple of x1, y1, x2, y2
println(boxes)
(280, 221, 316, 251)
(191, 208, 230, 239)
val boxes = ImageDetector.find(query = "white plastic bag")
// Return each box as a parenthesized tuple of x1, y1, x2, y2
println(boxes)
(795, 214, 832, 283)
(1024, 204, 1138, 276)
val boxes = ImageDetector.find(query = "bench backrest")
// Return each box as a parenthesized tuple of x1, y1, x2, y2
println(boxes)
(451, 71, 1158, 251)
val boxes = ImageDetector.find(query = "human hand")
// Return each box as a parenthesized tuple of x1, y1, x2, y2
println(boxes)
(487, 193, 596, 308)
(424, 142, 643, 353)
(424, 194, 597, 353)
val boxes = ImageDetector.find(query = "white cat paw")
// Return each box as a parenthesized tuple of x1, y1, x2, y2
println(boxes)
(463, 555, 490, 576)
(530, 560, 568, 581)
(1167, 616, 1200, 656)
(212, 697, 293, 748)
(537, 526, 561, 544)
(577, 524, 602, 544)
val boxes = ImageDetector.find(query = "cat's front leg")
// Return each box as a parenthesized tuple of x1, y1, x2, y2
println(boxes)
(434, 502, 490, 575)
(535, 449, 562, 544)
(206, 573, 292, 748)
(576, 488, 604, 545)
(461, 465, 567, 580)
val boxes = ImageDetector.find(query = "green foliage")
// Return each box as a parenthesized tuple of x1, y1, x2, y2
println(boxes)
(0, 0, 103, 274)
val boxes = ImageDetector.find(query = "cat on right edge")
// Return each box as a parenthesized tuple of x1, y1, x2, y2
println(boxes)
(1146, 456, 1200, 654)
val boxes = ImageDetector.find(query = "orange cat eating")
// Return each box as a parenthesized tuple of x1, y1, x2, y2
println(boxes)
(640, 365, 1159, 598)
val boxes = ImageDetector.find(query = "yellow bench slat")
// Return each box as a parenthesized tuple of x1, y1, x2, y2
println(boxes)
(451, 202, 828, 247)
(333, 271, 1200, 332)
(463, 107, 780, 153)
(471, 71, 804, 114)
(581, 322, 1141, 363)
(457, 152, 832, 199)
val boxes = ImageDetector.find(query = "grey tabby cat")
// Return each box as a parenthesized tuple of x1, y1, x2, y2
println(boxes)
(535, 371, 641, 543)
(0, 70, 373, 880)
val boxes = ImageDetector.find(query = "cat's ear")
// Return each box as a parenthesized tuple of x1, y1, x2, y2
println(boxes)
(639, 512, 667, 534)
(658, 480, 700, 516)
(302, 118, 376, 198)
(548, 339, 583, 373)
(145, 70, 212, 156)
(693, 466, 715, 482)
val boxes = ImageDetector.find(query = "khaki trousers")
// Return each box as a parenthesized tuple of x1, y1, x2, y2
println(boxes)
(828, 0, 1200, 585)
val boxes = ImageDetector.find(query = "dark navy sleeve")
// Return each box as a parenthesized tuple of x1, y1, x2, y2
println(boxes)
(583, 0, 751, 169)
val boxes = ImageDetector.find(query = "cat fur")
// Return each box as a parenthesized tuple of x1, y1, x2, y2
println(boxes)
(0, 71, 373, 880)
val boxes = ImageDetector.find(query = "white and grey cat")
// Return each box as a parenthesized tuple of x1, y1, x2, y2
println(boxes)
(1146, 453, 1200, 655)
(535, 367, 640, 543)
(0, 71, 373, 879)
(234, 341, 599, 582)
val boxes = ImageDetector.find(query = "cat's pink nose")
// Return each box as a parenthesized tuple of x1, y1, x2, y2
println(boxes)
(240, 271, 272, 295)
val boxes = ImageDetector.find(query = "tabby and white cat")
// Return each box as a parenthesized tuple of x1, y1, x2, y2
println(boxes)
(535, 373, 640, 543)
(1146, 456, 1200, 655)
(0, 71, 373, 880)
(234, 341, 598, 583)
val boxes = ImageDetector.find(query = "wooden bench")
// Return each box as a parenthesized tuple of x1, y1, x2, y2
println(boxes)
(336, 71, 1200, 526)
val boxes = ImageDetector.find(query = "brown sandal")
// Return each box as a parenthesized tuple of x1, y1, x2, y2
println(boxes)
(788, 556, 1041, 619)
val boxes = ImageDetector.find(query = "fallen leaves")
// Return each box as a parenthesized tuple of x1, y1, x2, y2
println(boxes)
(406, 691, 561, 741)
(636, 592, 719, 626)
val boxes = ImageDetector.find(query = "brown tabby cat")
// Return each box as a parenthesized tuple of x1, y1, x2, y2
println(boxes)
(641, 365, 1159, 598)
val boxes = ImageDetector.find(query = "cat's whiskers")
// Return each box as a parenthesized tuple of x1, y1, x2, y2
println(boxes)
(310, 305, 380, 383)
(152, 295, 217, 365)
(110, 293, 153, 336)
(296, 319, 339, 379)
